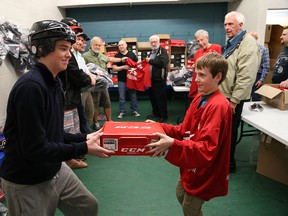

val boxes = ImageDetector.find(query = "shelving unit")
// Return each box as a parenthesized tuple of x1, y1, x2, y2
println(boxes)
(103, 34, 195, 72)
(105, 45, 118, 71)
(136, 42, 151, 62)
(121, 37, 137, 56)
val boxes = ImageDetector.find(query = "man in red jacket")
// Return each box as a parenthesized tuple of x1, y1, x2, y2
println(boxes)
(146, 52, 232, 216)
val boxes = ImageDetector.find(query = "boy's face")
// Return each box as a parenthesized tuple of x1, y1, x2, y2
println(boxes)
(73, 36, 85, 52)
(44, 40, 72, 75)
(81, 39, 87, 52)
(195, 67, 221, 95)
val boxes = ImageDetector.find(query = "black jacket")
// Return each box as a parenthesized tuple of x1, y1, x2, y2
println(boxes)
(148, 47, 169, 82)
(58, 52, 91, 110)
(1, 63, 87, 184)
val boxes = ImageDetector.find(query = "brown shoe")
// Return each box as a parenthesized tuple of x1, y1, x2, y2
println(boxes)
(66, 159, 88, 169)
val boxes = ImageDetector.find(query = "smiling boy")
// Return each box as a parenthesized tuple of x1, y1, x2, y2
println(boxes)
(146, 52, 232, 216)
(0, 20, 113, 216)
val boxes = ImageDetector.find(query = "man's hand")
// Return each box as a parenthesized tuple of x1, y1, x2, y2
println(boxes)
(122, 65, 130, 70)
(230, 101, 237, 115)
(145, 132, 174, 157)
(121, 57, 128, 62)
(86, 132, 115, 157)
(255, 80, 263, 88)
(89, 74, 97, 86)
(145, 57, 150, 63)
(280, 79, 288, 88)
(145, 119, 155, 123)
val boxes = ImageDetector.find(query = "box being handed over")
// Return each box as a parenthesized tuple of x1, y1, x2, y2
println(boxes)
(100, 121, 165, 156)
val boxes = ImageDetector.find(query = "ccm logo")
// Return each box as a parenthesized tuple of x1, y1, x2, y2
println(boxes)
(121, 148, 146, 153)
(115, 126, 151, 129)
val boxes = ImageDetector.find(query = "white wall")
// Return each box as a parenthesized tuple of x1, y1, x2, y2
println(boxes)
(228, 0, 288, 45)
(0, 0, 65, 129)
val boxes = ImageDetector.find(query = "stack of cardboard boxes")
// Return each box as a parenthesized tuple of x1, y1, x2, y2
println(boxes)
(248, 25, 288, 185)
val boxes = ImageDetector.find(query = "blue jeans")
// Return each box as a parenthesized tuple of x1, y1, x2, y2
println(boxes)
(118, 81, 138, 113)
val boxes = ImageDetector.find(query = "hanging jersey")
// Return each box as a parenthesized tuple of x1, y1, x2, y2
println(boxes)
(126, 59, 151, 91)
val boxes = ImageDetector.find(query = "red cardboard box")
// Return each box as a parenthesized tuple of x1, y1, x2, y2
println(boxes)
(101, 122, 165, 156)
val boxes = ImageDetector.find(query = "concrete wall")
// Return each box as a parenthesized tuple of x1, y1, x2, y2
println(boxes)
(228, 0, 288, 45)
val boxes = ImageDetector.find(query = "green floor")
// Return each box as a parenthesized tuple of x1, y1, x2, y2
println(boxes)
(55, 96, 288, 216)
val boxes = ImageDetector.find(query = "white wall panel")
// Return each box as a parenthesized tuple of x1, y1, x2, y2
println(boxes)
(0, 0, 65, 128)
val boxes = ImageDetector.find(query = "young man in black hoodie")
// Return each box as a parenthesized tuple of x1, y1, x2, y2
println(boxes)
(0, 20, 114, 216)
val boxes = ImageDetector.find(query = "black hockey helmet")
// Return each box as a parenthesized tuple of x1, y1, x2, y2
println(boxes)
(29, 20, 76, 58)
(61, 17, 83, 33)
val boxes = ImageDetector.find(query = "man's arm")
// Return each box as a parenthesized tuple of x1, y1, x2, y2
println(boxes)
(112, 64, 130, 72)
(109, 56, 125, 63)
(230, 37, 260, 104)
(147, 49, 169, 67)
(259, 46, 270, 82)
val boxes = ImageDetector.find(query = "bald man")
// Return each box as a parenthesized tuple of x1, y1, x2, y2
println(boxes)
(112, 40, 140, 118)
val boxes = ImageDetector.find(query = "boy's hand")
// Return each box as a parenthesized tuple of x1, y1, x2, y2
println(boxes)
(86, 132, 115, 157)
(145, 132, 174, 157)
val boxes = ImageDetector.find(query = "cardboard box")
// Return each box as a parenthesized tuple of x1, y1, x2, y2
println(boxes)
(100, 122, 165, 156)
(255, 84, 288, 110)
(256, 133, 288, 185)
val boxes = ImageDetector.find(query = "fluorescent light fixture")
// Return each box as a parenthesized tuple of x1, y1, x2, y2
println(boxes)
(57, 0, 180, 8)
(266, 9, 288, 27)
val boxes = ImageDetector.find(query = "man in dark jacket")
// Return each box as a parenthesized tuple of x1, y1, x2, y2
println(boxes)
(146, 35, 169, 122)
(58, 18, 96, 168)
(0, 20, 114, 216)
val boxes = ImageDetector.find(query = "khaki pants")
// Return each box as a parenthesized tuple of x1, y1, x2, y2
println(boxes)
(81, 92, 94, 127)
(2, 163, 98, 216)
(176, 176, 205, 216)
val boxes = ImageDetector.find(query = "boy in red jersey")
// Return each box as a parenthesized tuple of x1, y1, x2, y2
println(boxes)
(146, 52, 232, 216)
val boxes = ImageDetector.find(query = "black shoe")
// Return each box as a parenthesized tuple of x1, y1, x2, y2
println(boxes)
(158, 117, 167, 123)
(147, 113, 160, 119)
(230, 161, 237, 173)
(93, 122, 101, 131)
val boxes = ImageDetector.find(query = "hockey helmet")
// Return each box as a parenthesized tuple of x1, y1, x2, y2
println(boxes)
(61, 17, 83, 33)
